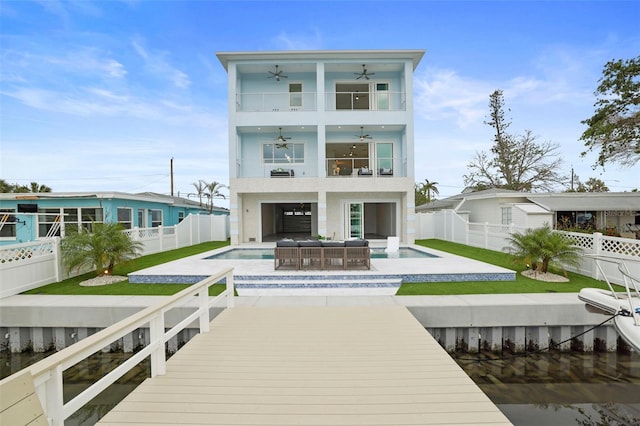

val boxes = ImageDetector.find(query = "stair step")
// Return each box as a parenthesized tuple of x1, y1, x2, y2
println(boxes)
(234, 277, 402, 296)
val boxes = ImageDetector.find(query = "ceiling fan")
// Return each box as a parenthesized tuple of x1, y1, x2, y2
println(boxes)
(267, 65, 288, 82)
(356, 126, 372, 141)
(354, 64, 375, 80)
(276, 128, 291, 148)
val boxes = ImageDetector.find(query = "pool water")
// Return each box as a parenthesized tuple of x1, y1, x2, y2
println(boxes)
(204, 247, 438, 260)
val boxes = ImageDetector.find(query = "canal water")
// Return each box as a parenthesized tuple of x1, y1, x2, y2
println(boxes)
(2, 350, 639, 425)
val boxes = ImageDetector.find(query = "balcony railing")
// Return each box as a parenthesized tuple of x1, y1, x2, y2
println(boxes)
(325, 91, 406, 111)
(236, 92, 317, 112)
(234, 91, 406, 112)
(327, 157, 395, 177)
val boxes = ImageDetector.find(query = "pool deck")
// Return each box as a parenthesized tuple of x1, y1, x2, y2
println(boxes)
(128, 243, 515, 296)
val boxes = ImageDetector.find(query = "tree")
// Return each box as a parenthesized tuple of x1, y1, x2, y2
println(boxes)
(577, 177, 609, 193)
(505, 226, 582, 274)
(191, 180, 207, 206)
(29, 182, 52, 193)
(580, 55, 640, 168)
(415, 179, 439, 206)
(464, 90, 567, 192)
(61, 222, 143, 276)
(203, 180, 227, 212)
(0, 179, 52, 193)
(566, 174, 610, 192)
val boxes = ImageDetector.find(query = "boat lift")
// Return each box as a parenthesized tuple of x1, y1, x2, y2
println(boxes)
(578, 254, 640, 352)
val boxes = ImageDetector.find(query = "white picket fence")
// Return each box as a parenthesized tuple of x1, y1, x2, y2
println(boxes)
(416, 210, 640, 285)
(0, 214, 229, 298)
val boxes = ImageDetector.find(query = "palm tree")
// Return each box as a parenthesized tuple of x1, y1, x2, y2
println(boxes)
(415, 179, 440, 205)
(204, 181, 227, 212)
(505, 226, 581, 274)
(61, 222, 143, 276)
(29, 182, 52, 193)
(191, 180, 207, 206)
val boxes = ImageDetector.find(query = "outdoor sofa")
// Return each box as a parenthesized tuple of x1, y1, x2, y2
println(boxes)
(274, 239, 370, 270)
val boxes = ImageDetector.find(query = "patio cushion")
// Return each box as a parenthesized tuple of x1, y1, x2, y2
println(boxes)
(276, 240, 299, 247)
(321, 241, 345, 247)
(345, 239, 368, 247)
(298, 240, 322, 247)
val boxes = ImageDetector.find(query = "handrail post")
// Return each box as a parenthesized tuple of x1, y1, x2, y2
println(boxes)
(227, 272, 235, 308)
(149, 312, 166, 377)
(199, 288, 210, 333)
(45, 365, 64, 426)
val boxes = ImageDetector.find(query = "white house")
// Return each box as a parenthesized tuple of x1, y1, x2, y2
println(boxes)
(416, 189, 640, 238)
(217, 50, 425, 245)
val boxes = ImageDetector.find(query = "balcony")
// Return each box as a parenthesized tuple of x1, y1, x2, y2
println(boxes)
(236, 92, 317, 112)
(234, 91, 406, 112)
(327, 157, 395, 178)
(325, 91, 406, 111)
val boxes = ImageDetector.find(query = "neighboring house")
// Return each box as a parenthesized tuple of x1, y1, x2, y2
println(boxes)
(0, 191, 228, 246)
(416, 189, 640, 239)
(216, 50, 425, 244)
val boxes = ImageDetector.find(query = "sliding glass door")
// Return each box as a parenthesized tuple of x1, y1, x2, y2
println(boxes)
(346, 202, 363, 239)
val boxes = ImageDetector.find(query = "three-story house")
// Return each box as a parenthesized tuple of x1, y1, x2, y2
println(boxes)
(217, 50, 424, 245)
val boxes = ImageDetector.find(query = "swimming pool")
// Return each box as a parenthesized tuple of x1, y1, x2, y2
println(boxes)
(204, 247, 438, 260)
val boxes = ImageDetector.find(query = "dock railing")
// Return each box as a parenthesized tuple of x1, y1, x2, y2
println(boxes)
(0, 267, 235, 426)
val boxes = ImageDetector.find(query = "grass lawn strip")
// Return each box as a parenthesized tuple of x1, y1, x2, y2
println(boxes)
(22, 239, 611, 296)
(22, 241, 230, 296)
(397, 239, 612, 295)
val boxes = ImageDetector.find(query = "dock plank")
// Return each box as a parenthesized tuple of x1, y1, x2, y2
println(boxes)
(98, 305, 511, 425)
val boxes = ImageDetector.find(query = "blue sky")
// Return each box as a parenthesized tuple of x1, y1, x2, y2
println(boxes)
(1, 1, 638, 206)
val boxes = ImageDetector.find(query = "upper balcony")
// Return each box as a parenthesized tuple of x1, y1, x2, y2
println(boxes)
(235, 89, 406, 113)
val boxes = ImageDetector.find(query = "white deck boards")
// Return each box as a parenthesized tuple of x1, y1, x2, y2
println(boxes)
(98, 305, 512, 425)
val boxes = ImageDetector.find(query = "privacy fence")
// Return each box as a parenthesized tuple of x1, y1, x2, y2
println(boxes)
(0, 214, 229, 298)
(415, 210, 640, 285)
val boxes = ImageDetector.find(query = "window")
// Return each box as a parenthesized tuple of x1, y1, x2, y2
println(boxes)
(80, 208, 103, 232)
(38, 208, 63, 238)
(376, 83, 389, 110)
(138, 209, 146, 228)
(501, 207, 512, 225)
(150, 209, 163, 227)
(37, 207, 104, 238)
(289, 83, 302, 108)
(0, 209, 16, 238)
(117, 208, 133, 229)
(263, 143, 304, 164)
(376, 143, 393, 173)
(178, 211, 185, 223)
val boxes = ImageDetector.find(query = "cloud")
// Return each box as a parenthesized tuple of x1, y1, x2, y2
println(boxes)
(272, 29, 325, 50)
(414, 68, 492, 128)
(131, 38, 191, 89)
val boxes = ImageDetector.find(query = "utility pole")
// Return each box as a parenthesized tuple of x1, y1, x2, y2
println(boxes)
(570, 167, 574, 192)
(170, 157, 174, 196)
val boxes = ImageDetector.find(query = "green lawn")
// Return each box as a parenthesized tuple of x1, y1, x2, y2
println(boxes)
(397, 239, 610, 295)
(23, 241, 230, 296)
(22, 238, 609, 297)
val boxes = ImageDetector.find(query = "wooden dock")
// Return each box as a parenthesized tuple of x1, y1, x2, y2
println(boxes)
(98, 305, 512, 425)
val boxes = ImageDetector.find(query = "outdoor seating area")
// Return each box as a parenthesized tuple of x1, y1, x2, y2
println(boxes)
(270, 168, 294, 177)
(274, 239, 370, 270)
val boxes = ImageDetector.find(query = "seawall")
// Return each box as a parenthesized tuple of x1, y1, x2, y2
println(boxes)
(0, 293, 626, 353)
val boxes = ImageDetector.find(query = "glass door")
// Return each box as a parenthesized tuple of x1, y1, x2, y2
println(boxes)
(346, 202, 363, 239)
(373, 82, 389, 110)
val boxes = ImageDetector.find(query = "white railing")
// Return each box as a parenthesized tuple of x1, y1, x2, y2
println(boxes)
(236, 92, 317, 112)
(416, 209, 640, 284)
(0, 214, 230, 298)
(324, 91, 406, 111)
(2, 268, 235, 426)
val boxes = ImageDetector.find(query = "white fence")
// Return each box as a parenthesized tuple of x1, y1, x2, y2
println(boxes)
(416, 210, 640, 285)
(0, 214, 229, 298)
(0, 268, 235, 426)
